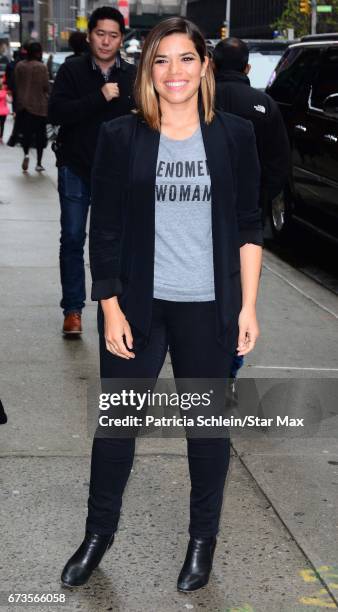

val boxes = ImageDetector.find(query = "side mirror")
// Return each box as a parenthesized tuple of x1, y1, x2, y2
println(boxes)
(323, 93, 338, 118)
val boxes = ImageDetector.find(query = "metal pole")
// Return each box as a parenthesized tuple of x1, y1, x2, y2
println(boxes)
(33, 0, 40, 43)
(180, 0, 187, 17)
(19, 0, 23, 44)
(226, 0, 231, 36)
(79, 0, 87, 18)
(311, 0, 317, 35)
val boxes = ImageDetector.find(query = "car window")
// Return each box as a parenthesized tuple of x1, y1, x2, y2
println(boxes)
(266, 47, 321, 104)
(249, 53, 282, 90)
(310, 47, 338, 110)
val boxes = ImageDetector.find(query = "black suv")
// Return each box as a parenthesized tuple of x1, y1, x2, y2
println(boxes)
(266, 36, 338, 244)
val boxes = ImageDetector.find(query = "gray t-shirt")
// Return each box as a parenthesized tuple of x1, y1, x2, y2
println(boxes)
(154, 126, 215, 302)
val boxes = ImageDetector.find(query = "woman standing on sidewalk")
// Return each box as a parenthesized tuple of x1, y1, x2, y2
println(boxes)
(14, 42, 49, 172)
(61, 17, 263, 592)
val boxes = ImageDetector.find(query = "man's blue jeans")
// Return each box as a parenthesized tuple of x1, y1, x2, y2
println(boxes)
(58, 166, 91, 315)
(231, 354, 244, 378)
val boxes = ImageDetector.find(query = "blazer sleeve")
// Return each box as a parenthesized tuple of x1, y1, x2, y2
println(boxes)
(236, 122, 264, 247)
(89, 122, 124, 301)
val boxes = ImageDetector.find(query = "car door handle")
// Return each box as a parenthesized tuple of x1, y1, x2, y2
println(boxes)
(295, 124, 307, 132)
(323, 133, 338, 143)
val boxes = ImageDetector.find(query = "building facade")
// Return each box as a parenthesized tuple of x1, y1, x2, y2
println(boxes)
(25, 0, 289, 52)
(36, 0, 188, 50)
(187, 0, 226, 38)
(0, 0, 34, 46)
(187, 0, 288, 38)
(229, 0, 287, 38)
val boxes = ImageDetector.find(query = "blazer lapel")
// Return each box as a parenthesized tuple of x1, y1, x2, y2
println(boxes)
(200, 111, 235, 230)
(125, 118, 160, 339)
(200, 111, 237, 272)
(200, 112, 240, 340)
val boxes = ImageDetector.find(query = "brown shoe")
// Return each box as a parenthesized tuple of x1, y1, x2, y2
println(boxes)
(63, 312, 82, 335)
(22, 156, 29, 172)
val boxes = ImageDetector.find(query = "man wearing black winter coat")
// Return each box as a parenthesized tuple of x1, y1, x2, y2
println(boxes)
(213, 38, 290, 217)
(48, 6, 136, 335)
(213, 37, 290, 381)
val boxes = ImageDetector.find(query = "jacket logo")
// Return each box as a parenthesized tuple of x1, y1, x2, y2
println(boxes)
(254, 104, 266, 114)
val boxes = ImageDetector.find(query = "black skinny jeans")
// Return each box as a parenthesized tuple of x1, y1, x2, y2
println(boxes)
(86, 299, 234, 538)
(20, 110, 46, 163)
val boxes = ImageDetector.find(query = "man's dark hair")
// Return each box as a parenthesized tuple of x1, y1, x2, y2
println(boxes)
(88, 6, 125, 34)
(27, 42, 43, 61)
(18, 42, 29, 60)
(69, 31, 89, 55)
(213, 38, 249, 73)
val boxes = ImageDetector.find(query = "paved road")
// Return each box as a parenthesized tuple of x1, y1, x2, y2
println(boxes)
(0, 119, 338, 612)
(264, 234, 338, 296)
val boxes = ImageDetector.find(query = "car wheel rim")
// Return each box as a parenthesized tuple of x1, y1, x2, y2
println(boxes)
(272, 194, 285, 232)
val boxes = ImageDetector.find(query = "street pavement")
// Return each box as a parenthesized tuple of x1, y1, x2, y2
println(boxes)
(0, 117, 338, 612)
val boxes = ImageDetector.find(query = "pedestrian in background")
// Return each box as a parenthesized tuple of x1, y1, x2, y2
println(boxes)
(48, 6, 136, 336)
(213, 37, 290, 216)
(0, 75, 10, 144)
(60, 17, 263, 592)
(14, 42, 49, 172)
(5, 49, 20, 107)
(213, 37, 290, 382)
(47, 54, 54, 80)
(6, 46, 28, 147)
(66, 31, 89, 60)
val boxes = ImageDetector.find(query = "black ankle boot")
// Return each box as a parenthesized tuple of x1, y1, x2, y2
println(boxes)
(177, 536, 216, 592)
(61, 531, 114, 587)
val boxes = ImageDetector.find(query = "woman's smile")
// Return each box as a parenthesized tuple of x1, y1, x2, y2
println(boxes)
(165, 80, 189, 90)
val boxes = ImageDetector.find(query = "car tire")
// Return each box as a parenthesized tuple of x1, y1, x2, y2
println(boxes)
(269, 187, 293, 241)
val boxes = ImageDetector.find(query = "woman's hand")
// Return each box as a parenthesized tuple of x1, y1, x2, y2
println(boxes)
(237, 305, 260, 356)
(101, 297, 135, 360)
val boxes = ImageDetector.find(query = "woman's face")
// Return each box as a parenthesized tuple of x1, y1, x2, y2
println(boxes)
(151, 33, 208, 108)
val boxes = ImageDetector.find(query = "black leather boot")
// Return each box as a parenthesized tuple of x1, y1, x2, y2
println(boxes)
(61, 531, 114, 587)
(177, 536, 216, 592)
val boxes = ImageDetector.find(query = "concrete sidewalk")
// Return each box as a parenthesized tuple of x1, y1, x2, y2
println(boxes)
(0, 120, 338, 612)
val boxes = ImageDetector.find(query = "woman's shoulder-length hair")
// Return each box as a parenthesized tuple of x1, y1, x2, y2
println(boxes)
(134, 17, 215, 131)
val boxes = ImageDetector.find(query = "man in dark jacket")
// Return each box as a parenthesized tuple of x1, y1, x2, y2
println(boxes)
(213, 37, 290, 382)
(48, 6, 136, 335)
(213, 37, 290, 215)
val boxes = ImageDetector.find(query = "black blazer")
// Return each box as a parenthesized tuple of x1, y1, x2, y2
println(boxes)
(89, 110, 263, 353)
